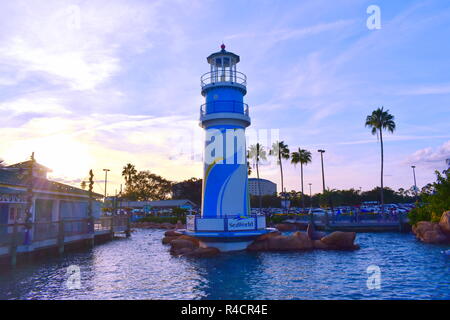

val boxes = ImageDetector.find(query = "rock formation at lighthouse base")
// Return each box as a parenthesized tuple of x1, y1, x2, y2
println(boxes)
(247, 230, 359, 251)
(162, 227, 360, 257)
(412, 211, 450, 244)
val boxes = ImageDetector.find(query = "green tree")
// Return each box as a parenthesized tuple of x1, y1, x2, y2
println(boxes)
(172, 178, 202, 205)
(365, 107, 396, 212)
(270, 141, 290, 196)
(123, 170, 172, 201)
(248, 143, 267, 214)
(246, 150, 252, 176)
(421, 183, 434, 195)
(172, 207, 188, 220)
(291, 148, 312, 211)
(409, 170, 450, 225)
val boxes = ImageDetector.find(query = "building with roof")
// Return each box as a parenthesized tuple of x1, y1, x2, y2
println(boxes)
(0, 158, 103, 246)
(248, 178, 277, 196)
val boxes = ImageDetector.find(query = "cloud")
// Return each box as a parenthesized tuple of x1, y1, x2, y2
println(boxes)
(1, 0, 450, 194)
(397, 84, 450, 96)
(338, 135, 450, 146)
(406, 140, 450, 168)
(0, 94, 71, 119)
(0, 1, 160, 90)
(225, 19, 354, 42)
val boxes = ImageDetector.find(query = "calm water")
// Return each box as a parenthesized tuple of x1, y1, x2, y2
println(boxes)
(0, 229, 449, 300)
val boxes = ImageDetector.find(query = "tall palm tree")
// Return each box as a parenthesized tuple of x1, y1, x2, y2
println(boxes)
(269, 141, 290, 198)
(291, 148, 312, 212)
(365, 107, 396, 212)
(246, 151, 252, 176)
(122, 163, 137, 186)
(248, 143, 267, 214)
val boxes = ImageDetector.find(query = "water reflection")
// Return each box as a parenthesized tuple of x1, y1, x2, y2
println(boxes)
(0, 229, 449, 300)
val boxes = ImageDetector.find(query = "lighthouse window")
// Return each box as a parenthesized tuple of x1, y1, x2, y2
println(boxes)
(215, 58, 222, 66)
(223, 57, 230, 67)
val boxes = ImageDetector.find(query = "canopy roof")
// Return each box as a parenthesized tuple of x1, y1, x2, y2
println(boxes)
(206, 44, 240, 64)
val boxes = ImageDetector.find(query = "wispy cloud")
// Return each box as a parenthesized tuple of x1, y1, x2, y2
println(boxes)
(338, 135, 450, 146)
(1, 0, 450, 195)
(397, 84, 450, 95)
(405, 140, 450, 168)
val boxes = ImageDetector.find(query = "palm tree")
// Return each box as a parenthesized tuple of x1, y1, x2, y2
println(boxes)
(291, 148, 312, 212)
(246, 151, 252, 176)
(248, 143, 267, 214)
(122, 163, 137, 186)
(269, 141, 290, 198)
(365, 107, 396, 212)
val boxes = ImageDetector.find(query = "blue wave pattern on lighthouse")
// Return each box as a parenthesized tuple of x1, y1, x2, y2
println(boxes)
(200, 44, 251, 218)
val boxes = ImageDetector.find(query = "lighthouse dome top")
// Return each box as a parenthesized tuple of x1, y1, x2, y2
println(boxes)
(206, 44, 240, 66)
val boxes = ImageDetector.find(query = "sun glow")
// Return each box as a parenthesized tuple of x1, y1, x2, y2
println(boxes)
(6, 134, 93, 181)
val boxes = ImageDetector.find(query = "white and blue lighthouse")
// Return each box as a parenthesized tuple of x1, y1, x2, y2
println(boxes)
(183, 45, 272, 251)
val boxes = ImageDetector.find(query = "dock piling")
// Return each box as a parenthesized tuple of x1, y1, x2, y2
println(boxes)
(10, 223, 18, 267)
(58, 220, 65, 255)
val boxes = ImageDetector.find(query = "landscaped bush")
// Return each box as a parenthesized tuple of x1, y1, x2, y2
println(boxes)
(137, 215, 186, 224)
(269, 215, 287, 224)
(408, 170, 450, 225)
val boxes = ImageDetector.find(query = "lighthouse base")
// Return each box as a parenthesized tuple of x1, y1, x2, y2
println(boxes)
(181, 215, 272, 252)
(181, 229, 275, 252)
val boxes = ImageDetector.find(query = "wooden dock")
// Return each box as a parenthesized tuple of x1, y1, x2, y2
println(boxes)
(0, 215, 130, 267)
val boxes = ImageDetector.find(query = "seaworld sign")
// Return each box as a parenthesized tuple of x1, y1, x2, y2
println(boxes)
(228, 218, 255, 231)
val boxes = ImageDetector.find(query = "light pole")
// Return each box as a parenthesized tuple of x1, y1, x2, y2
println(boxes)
(411, 165, 418, 201)
(317, 149, 326, 192)
(308, 183, 312, 209)
(103, 169, 110, 200)
(317, 149, 330, 226)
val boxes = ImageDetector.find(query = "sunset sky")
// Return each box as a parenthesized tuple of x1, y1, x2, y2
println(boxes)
(1, 0, 450, 196)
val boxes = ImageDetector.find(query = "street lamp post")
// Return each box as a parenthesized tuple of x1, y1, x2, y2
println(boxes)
(103, 169, 110, 201)
(317, 149, 330, 226)
(317, 149, 326, 192)
(411, 165, 418, 202)
(308, 183, 312, 208)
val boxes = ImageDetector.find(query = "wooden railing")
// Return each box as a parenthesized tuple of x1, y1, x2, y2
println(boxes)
(0, 215, 130, 248)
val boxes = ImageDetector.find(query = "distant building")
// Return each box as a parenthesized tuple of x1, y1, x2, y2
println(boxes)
(248, 178, 277, 196)
(119, 199, 197, 211)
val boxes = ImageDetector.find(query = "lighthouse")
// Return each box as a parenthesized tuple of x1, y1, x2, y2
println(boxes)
(183, 45, 272, 251)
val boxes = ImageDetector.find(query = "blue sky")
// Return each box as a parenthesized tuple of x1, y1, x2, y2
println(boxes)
(1, 0, 449, 196)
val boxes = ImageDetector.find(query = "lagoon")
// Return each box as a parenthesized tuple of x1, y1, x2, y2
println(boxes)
(0, 229, 449, 300)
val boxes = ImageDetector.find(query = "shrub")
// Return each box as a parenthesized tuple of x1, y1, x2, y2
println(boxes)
(269, 215, 289, 224)
(408, 170, 450, 225)
(137, 215, 186, 224)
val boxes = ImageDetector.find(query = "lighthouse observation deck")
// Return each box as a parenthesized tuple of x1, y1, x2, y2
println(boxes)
(200, 101, 249, 117)
(200, 70, 247, 88)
